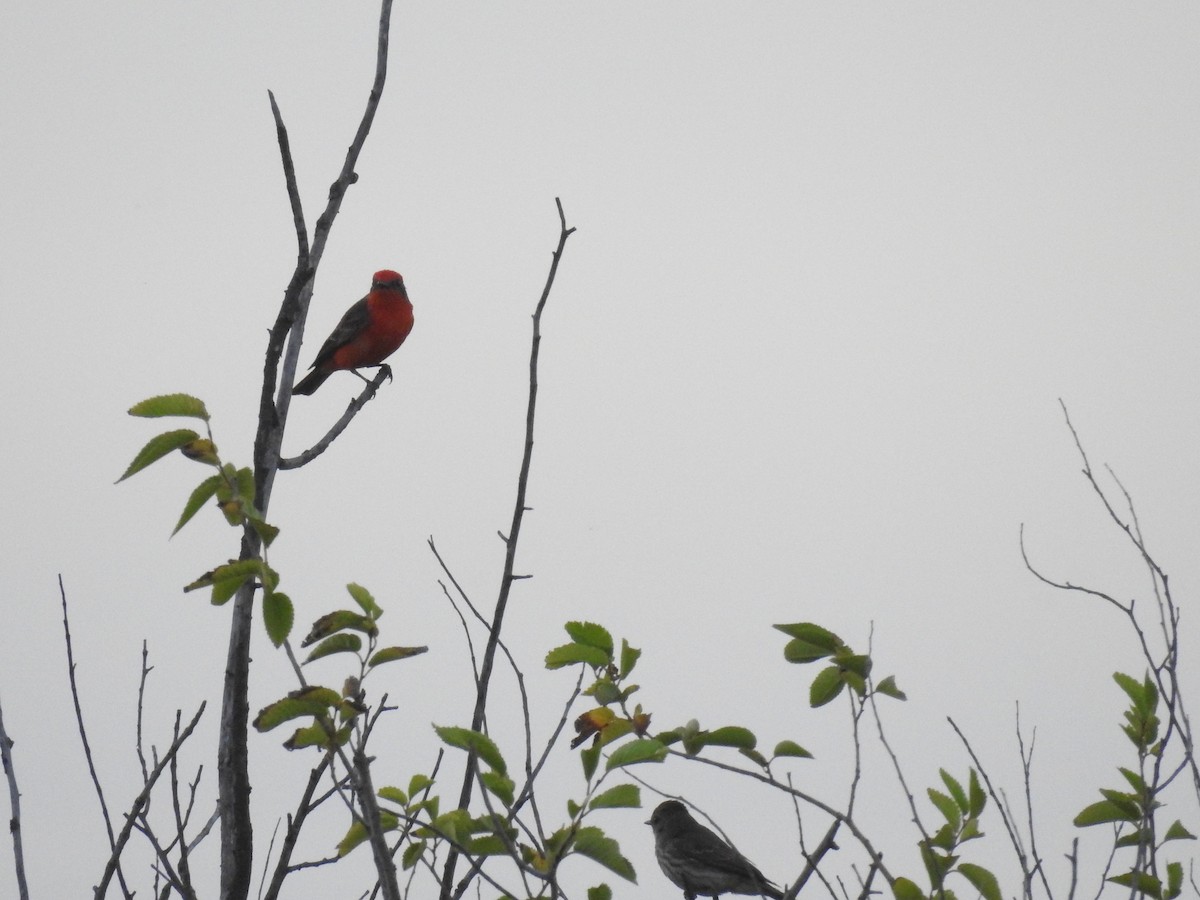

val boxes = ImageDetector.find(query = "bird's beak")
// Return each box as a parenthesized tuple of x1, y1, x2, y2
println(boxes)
(644, 818, 652, 825)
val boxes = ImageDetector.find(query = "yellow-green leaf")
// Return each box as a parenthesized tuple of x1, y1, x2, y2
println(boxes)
(118, 429, 201, 482)
(128, 394, 210, 421)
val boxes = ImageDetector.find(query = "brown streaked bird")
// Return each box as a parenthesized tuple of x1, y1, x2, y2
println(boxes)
(647, 800, 785, 900)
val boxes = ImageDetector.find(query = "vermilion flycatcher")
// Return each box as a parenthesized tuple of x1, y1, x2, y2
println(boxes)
(292, 269, 414, 396)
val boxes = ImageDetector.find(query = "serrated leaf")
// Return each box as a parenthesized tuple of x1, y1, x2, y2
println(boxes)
(892, 877, 926, 900)
(587, 679, 623, 705)
(304, 633, 363, 663)
(589, 784, 640, 810)
(128, 394, 210, 421)
(263, 591, 293, 647)
(773, 622, 844, 650)
(957, 863, 1002, 900)
(172, 474, 222, 536)
(1074, 799, 1139, 827)
(773, 740, 813, 759)
(401, 840, 426, 870)
(581, 742, 601, 781)
(467, 834, 509, 856)
(546, 642, 612, 670)
(1115, 828, 1151, 849)
(337, 813, 399, 857)
(588, 885, 613, 900)
(565, 622, 614, 657)
(1113, 672, 1144, 705)
(572, 826, 636, 882)
(247, 514, 279, 547)
(740, 747, 768, 767)
(782, 638, 834, 663)
(347, 582, 383, 618)
(407, 773, 432, 799)
(876, 675, 907, 700)
(701, 726, 757, 750)
(378, 786, 407, 806)
(480, 770, 515, 807)
(1099, 788, 1142, 818)
(940, 770, 968, 814)
(118, 428, 201, 482)
(838, 653, 872, 678)
(1107, 870, 1161, 897)
(435, 725, 507, 774)
(809, 665, 844, 707)
(1163, 819, 1196, 842)
(605, 738, 668, 771)
(968, 769, 986, 817)
(282, 722, 349, 751)
(619, 639, 640, 677)
(252, 687, 341, 731)
(368, 645, 429, 668)
(1166, 861, 1183, 899)
(302, 610, 378, 645)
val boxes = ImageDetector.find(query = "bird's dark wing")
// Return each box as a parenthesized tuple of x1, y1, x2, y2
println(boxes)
(310, 297, 369, 369)
(681, 823, 770, 879)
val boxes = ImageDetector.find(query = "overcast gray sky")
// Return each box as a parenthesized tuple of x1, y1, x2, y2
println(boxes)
(2, 3, 1198, 897)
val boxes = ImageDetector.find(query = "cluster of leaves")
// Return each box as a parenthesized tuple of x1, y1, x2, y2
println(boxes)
(253, 583, 427, 751)
(119, 394, 293, 645)
(893, 769, 999, 900)
(776, 622, 906, 707)
(1072, 672, 1195, 900)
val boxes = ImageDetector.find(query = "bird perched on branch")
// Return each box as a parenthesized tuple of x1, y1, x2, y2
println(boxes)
(648, 800, 785, 900)
(293, 269, 414, 396)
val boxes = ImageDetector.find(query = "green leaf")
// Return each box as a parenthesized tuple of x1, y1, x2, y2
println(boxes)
(337, 813, 399, 857)
(1074, 799, 1139, 827)
(401, 840, 426, 870)
(875, 675, 907, 700)
(605, 738, 668, 771)
(1166, 861, 1183, 899)
(302, 610, 378, 645)
(774, 622, 844, 650)
(968, 769, 987, 818)
(701, 726, 757, 750)
(1099, 788, 1142, 818)
(480, 770, 515, 807)
(262, 591, 293, 647)
(957, 863, 1002, 900)
(892, 877, 926, 900)
(282, 722, 350, 751)
(589, 885, 614, 900)
(408, 773, 433, 799)
(571, 826, 636, 882)
(587, 679, 623, 705)
(581, 743, 601, 781)
(304, 633, 363, 663)
(589, 784, 640, 810)
(1107, 870, 1161, 897)
(809, 665, 844, 707)
(565, 622, 614, 658)
(183, 558, 268, 605)
(546, 642, 612, 670)
(837, 653, 872, 678)
(118, 428, 201, 482)
(252, 686, 341, 731)
(378, 786, 407, 806)
(247, 513, 279, 547)
(172, 474, 222, 536)
(128, 393, 210, 421)
(466, 834, 510, 856)
(435, 726, 507, 774)
(1113, 672, 1144, 706)
(1115, 828, 1151, 849)
(1163, 819, 1196, 842)
(773, 740, 813, 759)
(739, 747, 768, 767)
(368, 645, 429, 668)
(782, 638, 835, 663)
(940, 770, 968, 814)
(347, 582, 383, 618)
(619, 639, 641, 677)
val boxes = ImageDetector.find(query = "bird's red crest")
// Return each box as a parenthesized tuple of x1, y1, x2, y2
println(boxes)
(372, 269, 404, 287)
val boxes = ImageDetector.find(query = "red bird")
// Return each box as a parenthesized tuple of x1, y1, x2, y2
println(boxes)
(293, 269, 414, 396)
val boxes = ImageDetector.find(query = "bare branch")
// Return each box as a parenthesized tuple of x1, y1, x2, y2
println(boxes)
(440, 199, 575, 900)
(0, 695, 29, 900)
(278, 366, 393, 469)
(95, 702, 207, 899)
